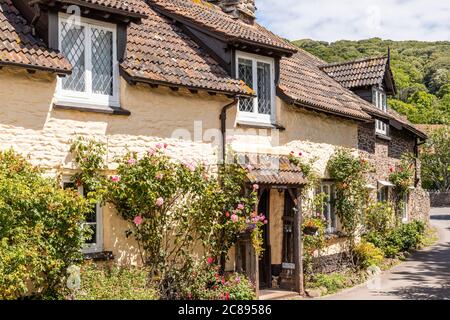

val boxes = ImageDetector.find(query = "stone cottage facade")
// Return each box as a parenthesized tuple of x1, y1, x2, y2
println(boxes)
(0, 0, 429, 294)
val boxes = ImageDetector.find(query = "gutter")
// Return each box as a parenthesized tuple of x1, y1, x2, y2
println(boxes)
(220, 99, 238, 164)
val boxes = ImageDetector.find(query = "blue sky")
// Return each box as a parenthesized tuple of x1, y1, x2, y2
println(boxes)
(256, 0, 450, 42)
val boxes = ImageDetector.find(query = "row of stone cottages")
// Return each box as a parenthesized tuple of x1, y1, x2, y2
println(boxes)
(0, 0, 429, 296)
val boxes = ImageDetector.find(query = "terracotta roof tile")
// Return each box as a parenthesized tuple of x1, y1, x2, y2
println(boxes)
(320, 56, 389, 89)
(121, 5, 250, 95)
(279, 50, 375, 121)
(148, 0, 297, 54)
(239, 153, 307, 186)
(48, 0, 147, 17)
(0, 0, 71, 73)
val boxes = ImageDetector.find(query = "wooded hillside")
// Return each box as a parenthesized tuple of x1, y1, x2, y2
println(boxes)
(293, 38, 450, 125)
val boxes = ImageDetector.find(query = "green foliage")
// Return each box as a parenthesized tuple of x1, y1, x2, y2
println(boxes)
(327, 149, 372, 242)
(0, 150, 89, 299)
(183, 261, 255, 300)
(70, 139, 260, 299)
(420, 126, 450, 191)
(365, 221, 426, 258)
(75, 263, 158, 300)
(353, 242, 384, 269)
(302, 217, 326, 274)
(364, 202, 395, 236)
(293, 38, 450, 124)
(308, 273, 348, 294)
(69, 137, 108, 202)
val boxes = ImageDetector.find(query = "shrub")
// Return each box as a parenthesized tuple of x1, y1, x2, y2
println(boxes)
(364, 202, 395, 236)
(75, 263, 158, 300)
(0, 150, 89, 299)
(353, 242, 384, 269)
(308, 273, 348, 294)
(365, 220, 426, 258)
(182, 261, 256, 300)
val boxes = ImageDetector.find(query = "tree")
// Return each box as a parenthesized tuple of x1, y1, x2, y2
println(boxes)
(420, 127, 450, 191)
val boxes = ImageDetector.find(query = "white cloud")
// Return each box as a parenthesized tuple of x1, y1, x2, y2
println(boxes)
(256, 0, 450, 42)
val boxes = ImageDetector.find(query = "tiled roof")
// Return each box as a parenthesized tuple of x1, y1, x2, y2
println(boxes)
(239, 153, 307, 186)
(49, 0, 147, 17)
(279, 51, 376, 121)
(0, 0, 71, 73)
(121, 5, 251, 95)
(387, 108, 428, 139)
(320, 56, 389, 89)
(147, 0, 297, 54)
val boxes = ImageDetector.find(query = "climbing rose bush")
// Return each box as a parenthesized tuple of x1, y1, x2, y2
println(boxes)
(105, 145, 260, 299)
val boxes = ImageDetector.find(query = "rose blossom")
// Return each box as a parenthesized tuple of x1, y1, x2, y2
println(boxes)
(207, 257, 214, 265)
(230, 214, 239, 222)
(246, 164, 254, 171)
(264, 220, 268, 224)
(111, 175, 120, 182)
(237, 203, 245, 210)
(148, 148, 156, 156)
(252, 184, 259, 191)
(133, 216, 143, 226)
(156, 197, 164, 207)
(155, 143, 163, 149)
(127, 158, 136, 165)
(225, 211, 230, 218)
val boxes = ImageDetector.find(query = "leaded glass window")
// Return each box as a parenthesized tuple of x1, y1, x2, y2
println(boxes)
(57, 15, 118, 107)
(236, 53, 274, 122)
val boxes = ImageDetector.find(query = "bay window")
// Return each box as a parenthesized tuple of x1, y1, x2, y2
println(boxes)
(373, 88, 388, 135)
(236, 52, 275, 125)
(56, 14, 119, 108)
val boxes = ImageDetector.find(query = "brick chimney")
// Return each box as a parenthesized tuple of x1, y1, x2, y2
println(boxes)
(208, 0, 257, 24)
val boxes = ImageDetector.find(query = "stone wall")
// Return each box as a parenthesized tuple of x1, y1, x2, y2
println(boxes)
(429, 192, 450, 207)
(358, 121, 430, 222)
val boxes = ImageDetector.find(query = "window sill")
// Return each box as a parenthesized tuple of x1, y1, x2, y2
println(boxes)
(237, 121, 285, 130)
(375, 132, 391, 141)
(53, 104, 131, 116)
(83, 251, 114, 262)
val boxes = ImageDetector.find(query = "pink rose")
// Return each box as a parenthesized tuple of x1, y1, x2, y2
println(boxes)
(164, 143, 168, 149)
(237, 203, 245, 210)
(207, 257, 214, 265)
(111, 175, 120, 182)
(252, 184, 259, 191)
(184, 162, 196, 172)
(259, 215, 266, 221)
(235, 277, 241, 284)
(148, 148, 155, 156)
(155, 143, 163, 149)
(264, 220, 268, 224)
(133, 216, 143, 226)
(246, 164, 254, 171)
(231, 214, 239, 222)
(127, 158, 136, 165)
(156, 197, 164, 207)
(225, 211, 230, 218)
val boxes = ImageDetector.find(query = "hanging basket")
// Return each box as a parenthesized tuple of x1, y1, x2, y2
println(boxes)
(303, 226, 319, 235)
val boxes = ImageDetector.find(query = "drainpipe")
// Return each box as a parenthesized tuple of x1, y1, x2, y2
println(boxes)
(220, 99, 238, 164)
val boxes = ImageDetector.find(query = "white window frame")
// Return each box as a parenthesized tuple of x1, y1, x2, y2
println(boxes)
(55, 13, 120, 109)
(62, 177, 103, 254)
(235, 51, 276, 125)
(373, 87, 388, 135)
(317, 182, 337, 234)
(402, 193, 409, 223)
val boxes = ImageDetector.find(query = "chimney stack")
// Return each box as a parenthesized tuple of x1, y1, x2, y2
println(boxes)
(208, 0, 257, 24)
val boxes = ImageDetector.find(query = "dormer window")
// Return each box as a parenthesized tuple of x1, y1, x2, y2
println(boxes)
(236, 51, 275, 125)
(373, 87, 388, 135)
(55, 14, 119, 109)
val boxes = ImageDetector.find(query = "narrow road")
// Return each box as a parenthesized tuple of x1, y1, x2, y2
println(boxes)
(324, 207, 450, 300)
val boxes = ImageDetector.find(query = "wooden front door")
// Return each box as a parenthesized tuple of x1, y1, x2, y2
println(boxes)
(258, 189, 271, 289)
